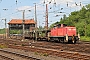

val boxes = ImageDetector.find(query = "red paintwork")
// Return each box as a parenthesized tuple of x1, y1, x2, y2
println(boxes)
(50, 25, 76, 37)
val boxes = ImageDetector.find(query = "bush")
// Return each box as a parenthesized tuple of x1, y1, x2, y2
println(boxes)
(0, 29, 5, 34)
(10, 30, 22, 34)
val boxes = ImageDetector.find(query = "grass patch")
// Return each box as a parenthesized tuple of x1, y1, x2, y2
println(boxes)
(34, 52, 38, 55)
(42, 53, 48, 57)
(21, 44, 25, 46)
(0, 44, 8, 48)
(80, 36, 90, 42)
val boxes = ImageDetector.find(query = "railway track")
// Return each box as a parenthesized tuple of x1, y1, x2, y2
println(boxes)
(0, 48, 41, 60)
(0, 38, 90, 60)
(8, 45, 90, 60)
(0, 38, 90, 54)
(0, 54, 14, 60)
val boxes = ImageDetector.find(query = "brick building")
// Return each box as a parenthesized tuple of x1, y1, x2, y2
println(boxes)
(8, 19, 35, 34)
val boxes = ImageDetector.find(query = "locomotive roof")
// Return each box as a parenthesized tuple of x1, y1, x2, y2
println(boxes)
(54, 24, 67, 27)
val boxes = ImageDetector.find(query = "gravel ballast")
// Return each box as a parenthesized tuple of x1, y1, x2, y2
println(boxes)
(0, 48, 73, 60)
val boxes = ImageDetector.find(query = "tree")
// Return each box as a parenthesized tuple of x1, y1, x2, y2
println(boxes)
(50, 4, 90, 37)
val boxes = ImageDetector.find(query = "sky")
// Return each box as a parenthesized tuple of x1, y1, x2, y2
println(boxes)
(0, 0, 90, 29)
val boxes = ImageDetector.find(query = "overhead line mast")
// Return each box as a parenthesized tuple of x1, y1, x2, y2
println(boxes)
(22, 10, 25, 41)
(34, 3, 37, 41)
(45, 4, 48, 30)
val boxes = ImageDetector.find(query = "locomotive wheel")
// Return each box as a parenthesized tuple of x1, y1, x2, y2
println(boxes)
(47, 39, 50, 42)
(60, 38, 64, 43)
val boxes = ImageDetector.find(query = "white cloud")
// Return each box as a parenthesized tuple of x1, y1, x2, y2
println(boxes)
(15, 6, 34, 15)
(16, 5, 45, 13)
(16, 6, 33, 11)
(37, 5, 45, 11)
(10, 16, 20, 19)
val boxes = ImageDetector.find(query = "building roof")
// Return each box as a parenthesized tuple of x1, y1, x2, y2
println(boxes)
(8, 19, 35, 24)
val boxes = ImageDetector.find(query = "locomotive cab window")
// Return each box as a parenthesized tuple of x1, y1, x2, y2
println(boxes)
(56, 24, 67, 28)
(53, 25, 57, 29)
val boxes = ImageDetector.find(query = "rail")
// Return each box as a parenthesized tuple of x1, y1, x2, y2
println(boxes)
(0, 49, 41, 60)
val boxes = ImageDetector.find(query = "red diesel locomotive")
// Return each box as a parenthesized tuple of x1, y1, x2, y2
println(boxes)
(48, 24, 80, 43)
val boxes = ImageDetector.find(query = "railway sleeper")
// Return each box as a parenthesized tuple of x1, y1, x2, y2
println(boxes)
(0, 54, 14, 60)
(0, 49, 41, 60)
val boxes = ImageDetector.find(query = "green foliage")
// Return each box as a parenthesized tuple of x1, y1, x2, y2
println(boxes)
(21, 44, 25, 46)
(0, 29, 5, 34)
(43, 53, 48, 56)
(0, 29, 22, 34)
(80, 36, 90, 42)
(50, 4, 90, 38)
(10, 29, 22, 34)
(34, 52, 38, 55)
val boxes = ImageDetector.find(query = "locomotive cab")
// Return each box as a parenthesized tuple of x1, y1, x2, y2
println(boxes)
(65, 27, 78, 43)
